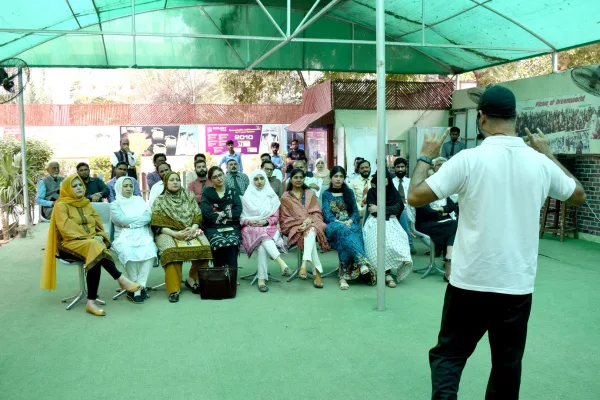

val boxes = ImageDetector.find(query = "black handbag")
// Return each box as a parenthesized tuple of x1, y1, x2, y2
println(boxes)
(197, 266, 238, 300)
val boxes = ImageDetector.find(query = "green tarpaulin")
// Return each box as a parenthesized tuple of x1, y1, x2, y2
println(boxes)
(1, 0, 599, 73)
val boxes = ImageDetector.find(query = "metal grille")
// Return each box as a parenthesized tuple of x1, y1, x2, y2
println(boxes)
(332, 80, 454, 110)
(0, 104, 303, 126)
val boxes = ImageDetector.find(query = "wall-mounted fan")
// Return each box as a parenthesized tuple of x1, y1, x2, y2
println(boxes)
(571, 64, 600, 97)
(0, 58, 30, 104)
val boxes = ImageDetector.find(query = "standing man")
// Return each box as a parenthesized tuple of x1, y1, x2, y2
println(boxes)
(285, 139, 307, 177)
(261, 160, 282, 197)
(440, 127, 465, 159)
(345, 157, 364, 184)
(349, 159, 372, 220)
(270, 142, 285, 177)
(219, 140, 243, 172)
(111, 137, 137, 179)
(107, 162, 142, 202)
(147, 153, 167, 190)
(37, 160, 64, 220)
(187, 159, 212, 206)
(407, 86, 586, 399)
(392, 157, 416, 254)
(225, 160, 249, 196)
(76, 162, 109, 202)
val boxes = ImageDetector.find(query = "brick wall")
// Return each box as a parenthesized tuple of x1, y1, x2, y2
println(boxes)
(541, 155, 600, 237)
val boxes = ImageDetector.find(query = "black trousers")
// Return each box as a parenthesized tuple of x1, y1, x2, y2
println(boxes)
(430, 284, 532, 400)
(86, 258, 122, 300)
(212, 246, 239, 268)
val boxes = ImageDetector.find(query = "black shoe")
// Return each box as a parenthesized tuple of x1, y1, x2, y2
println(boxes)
(127, 292, 142, 304)
(141, 288, 149, 300)
(184, 279, 201, 294)
(168, 292, 179, 303)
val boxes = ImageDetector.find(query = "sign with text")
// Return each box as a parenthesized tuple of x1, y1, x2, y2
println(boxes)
(516, 93, 600, 154)
(206, 125, 262, 155)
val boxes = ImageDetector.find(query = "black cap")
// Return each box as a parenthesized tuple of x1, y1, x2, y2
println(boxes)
(478, 85, 516, 118)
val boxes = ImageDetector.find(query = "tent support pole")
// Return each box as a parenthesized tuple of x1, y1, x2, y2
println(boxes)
(131, 0, 136, 67)
(256, 0, 287, 38)
(421, 0, 425, 45)
(376, 0, 386, 311)
(18, 68, 30, 227)
(552, 52, 558, 73)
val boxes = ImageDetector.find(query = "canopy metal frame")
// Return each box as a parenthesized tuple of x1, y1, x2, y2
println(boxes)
(3, 0, 580, 310)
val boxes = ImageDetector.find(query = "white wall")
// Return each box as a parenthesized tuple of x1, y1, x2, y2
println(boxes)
(335, 109, 449, 142)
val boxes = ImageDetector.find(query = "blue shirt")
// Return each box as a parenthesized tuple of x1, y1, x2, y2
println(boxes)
(36, 178, 64, 207)
(270, 154, 284, 170)
(219, 152, 243, 172)
(107, 177, 142, 203)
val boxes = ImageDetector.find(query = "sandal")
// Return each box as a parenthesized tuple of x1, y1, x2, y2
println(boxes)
(385, 275, 397, 288)
(359, 265, 369, 275)
(258, 284, 269, 293)
(168, 292, 180, 303)
(313, 274, 324, 289)
(299, 266, 308, 280)
(184, 279, 201, 294)
(281, 267, 290, 276)
(339, 279, 349, 290)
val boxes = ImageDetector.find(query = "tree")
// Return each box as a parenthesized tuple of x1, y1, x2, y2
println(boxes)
(217, 70, 304, 104)
(88, 156, 112, 182)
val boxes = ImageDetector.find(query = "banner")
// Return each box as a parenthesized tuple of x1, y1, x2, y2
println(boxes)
(516, 93, 600, 154)
(305, 127, 328, 170)
(206, 124, 262, 155)
(23, 126, 118, 158)
(120, 125, 196, 157)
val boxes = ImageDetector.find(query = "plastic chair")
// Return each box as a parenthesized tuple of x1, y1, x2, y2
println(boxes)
(412, 225, 445, 279)
(58, 203, 111, 310)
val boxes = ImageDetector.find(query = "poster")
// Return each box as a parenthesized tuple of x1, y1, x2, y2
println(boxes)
(259, 124, 283, 154)
(175, 125, 199, 155)
(516, 93, 600, 154)
(0, 127, 21, 141)
(305, 127, 328, 170)
(205, 124, 261, 155)
(120, 125, 183, 157)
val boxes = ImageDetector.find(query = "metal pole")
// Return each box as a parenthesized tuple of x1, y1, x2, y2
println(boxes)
(552, 52, 558, 73)
(18, 68, 30, 227)
(287, 0, 291, 37)
(375, 0, 386, 311)
(454, 74, 460, 89)
(132, 0, 136, 67)
(421, 0, 425, 45)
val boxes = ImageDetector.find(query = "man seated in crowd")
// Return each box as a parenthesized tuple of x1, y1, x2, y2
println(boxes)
(219, 140, 243, 172)
(146, 153, 167, 189)
(270, 142, 285, 177)
(37, 161, 63, 220)
(260, 153, 283, 181)
(225, 159, 249, 195)
(76, 162, 109, 202)
(187, 158, 212, 206)
(261, 159, 282, 197)
(349, 159, 371, 220)
(107, 161, 141, 203)
(110, 137, 137, 179)
(440, 127, 465, 159)
(392, 157, 416, 254)
(285, 159, 320, 195)
(345, 157, 364, 184)
(149, 162, 172, 207)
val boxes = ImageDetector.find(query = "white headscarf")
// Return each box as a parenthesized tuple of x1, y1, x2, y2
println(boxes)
(241, 169, 280, 222)
(115, 176, 148, 216)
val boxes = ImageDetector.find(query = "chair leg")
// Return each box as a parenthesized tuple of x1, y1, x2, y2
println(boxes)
(112, 289, 127, 300)
(148, 282, 165, 291)
(320, 266, 340, 278)
(62, 291, 86, 310)
(552, 199, 560, 236)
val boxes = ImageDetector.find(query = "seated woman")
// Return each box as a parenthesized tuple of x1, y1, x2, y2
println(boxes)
(322, 166, 376, 290)
(363, 170, 413, 288)
(109, 177, 158, 304)
(240, 169, 290, 293)
(201, 166, 242, 271)
(280, 168, 330, 289)
(41, 175, 140, 317)
(151, 172, 212, 303)
(415, 197, 458, 281)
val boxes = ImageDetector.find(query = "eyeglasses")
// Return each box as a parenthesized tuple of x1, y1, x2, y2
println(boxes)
(212, 173, 224, 179)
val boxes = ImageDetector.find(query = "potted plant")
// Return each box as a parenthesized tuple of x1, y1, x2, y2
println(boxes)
(16, 224, 30, 238)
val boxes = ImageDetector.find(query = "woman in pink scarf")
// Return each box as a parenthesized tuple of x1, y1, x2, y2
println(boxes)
(241, 169, 290, 293)
(280, 168, 330, 288)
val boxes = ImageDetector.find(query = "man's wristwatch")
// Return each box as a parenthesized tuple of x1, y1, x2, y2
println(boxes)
(417, 156, 433, 166)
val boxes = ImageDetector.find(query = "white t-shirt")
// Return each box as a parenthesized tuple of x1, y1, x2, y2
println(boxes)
(425, 136, 576, 295)
(148, 181, 164, 208)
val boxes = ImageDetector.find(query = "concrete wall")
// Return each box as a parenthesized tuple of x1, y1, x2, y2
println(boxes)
(334, 109, 449, 142)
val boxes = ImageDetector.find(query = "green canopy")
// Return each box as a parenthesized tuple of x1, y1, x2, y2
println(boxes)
(1, 1, 599, 73)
